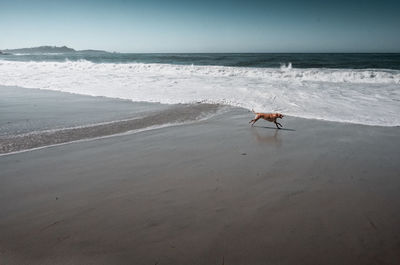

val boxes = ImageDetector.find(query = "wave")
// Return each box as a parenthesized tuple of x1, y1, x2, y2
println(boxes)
(0, 60, 399, 126)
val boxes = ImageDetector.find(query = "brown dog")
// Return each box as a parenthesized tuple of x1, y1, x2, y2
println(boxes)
(249, 109, 284, 129)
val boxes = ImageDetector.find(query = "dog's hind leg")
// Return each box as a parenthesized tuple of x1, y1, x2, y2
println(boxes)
(249, 117, 260, 126)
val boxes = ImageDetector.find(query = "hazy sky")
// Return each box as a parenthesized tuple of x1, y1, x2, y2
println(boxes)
(1, 0, 399, 52)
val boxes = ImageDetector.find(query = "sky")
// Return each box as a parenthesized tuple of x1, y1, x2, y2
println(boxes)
(1, 0, 399, 53)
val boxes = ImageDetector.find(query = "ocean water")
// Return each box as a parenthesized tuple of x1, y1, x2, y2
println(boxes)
(0, 53, 399, 127)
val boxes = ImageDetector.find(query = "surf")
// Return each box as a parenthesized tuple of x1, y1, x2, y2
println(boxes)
(0, 60, 399, 126)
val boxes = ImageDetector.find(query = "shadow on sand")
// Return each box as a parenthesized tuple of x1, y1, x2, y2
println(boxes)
(252, 125, 296, 131)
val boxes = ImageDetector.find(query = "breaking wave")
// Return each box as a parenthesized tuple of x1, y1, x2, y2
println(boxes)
(0, 60, 399, 126)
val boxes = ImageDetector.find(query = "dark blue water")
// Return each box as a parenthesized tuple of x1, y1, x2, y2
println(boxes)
(1, 52, 400, 70)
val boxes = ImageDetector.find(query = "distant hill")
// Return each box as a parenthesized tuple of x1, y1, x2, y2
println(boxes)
(4, 46, 76, 53)
(3, 46, 109, 54)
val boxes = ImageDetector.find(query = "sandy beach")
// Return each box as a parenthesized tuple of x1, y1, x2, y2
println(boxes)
(1, 86, 400, 265)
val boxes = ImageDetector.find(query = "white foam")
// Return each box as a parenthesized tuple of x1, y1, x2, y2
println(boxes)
(0, 60, 399, 126)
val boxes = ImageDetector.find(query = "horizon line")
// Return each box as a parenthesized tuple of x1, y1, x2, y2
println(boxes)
(2, 45, 400, 54)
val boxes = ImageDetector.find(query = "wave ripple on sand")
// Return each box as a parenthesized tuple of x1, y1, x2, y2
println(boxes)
(0, 103, 221, 154)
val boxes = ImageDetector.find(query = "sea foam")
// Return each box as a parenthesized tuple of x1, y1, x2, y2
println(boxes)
(0, 60, 399, 126)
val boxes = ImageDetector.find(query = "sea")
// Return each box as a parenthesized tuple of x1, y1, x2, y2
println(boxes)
(0, 52, 399, 127)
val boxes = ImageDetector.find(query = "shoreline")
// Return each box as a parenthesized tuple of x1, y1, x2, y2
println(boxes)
(0, 86, 223, 154)
(1, 85, 398, 156)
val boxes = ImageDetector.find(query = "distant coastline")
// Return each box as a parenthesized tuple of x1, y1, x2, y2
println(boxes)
(1, 45, 109, 54)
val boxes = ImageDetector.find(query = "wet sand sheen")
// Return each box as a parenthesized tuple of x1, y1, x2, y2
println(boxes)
(0, 103, 221, 154)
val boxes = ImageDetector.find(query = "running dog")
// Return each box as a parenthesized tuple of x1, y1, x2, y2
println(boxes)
(249, 110, 284, 129)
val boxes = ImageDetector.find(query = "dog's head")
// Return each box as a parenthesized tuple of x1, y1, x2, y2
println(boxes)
(277, 113, 284, 119)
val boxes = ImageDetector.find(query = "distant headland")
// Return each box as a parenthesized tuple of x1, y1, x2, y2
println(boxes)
(0, 46, 109, 54)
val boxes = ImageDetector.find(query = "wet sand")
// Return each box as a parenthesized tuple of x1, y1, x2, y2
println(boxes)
(1, 87, 400, 265)
(0, 85, 170, 138)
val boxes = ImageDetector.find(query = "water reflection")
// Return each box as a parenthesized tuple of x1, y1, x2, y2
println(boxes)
(251, 127, 281, 146)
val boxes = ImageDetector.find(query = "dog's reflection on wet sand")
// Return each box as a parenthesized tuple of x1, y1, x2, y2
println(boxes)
(251, 126, 281, 146)
(251, 126, 295, 146)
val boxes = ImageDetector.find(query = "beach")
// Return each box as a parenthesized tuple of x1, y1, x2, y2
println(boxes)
(1, 86, 400, 265)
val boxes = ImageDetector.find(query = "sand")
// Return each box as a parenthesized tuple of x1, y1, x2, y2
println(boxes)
(1, 86, 400, 265)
